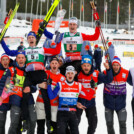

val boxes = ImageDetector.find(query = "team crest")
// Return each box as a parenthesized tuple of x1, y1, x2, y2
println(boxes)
(93, 72, 97, 77)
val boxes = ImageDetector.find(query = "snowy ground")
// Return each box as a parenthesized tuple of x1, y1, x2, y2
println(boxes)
(1, 19, 134, 134)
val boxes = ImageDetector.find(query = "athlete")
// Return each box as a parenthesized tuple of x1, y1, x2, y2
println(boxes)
(44, 15, 100, 75)
(0, 52, 37, 134)
(76, 55, 113, 134)
(36, 56, 65, 134)
(47, 65, 93, 134)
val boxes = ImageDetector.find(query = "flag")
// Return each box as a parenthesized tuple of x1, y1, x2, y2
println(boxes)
(60, 0, 62, 10)
(81, 4, 83, 12)
(117, 1, 120, 14)
(105, 2, 107, 13)
(71, 0, 73, 10)
(129, 1, 131, 15)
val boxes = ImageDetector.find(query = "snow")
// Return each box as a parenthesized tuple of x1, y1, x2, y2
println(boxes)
(1, 19, 134, 134)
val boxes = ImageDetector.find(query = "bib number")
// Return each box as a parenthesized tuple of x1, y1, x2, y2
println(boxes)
(28, 54, 39, 61)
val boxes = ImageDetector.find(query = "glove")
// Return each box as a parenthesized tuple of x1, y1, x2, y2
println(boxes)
(95, 20, 101, 27)
(47, 76, 52, 85)
(90, 78, 95, 88)
(93, 12, 99, 20)
(54, 31, 63, 44)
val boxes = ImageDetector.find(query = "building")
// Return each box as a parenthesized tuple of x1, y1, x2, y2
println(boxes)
(0, 0, 6, 26)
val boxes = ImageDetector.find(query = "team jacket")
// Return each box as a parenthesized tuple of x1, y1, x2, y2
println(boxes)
(36, 70, 65, 106)
(103, 67, 129, 111)
(1, 40, 61, 72)
(0, 61, 37, 107)
(48, 80, 92, 111)
(77, 68, 113, 108)
(44, 27, 100, 61)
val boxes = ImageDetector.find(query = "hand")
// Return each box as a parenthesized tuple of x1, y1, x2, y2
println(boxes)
(77, 102, 86, 110)
(47, 76, 52, 85)
(95, 20, 101, 27)
(90, 77, 95, 88)
(54, 31, 63, 44)
(38, 82, 47, 89)
(23, 87, 30, 93)
(103, 62, 110, 70)
(93, 12, 99, 20)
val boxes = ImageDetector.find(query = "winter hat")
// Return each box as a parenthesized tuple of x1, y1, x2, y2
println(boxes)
(81, 55, 92, 65)
(16, 50, 25, 56)
(108, 42, 112, 47)
(27, 31, 36, 38)
(66, 65, 75, 75)
(1, 53, 10, 61)
(112, 56, 121, 66)
(69, 17, 78, 25)
(94, 44, 98, 48)
(50, 56, 59, 63)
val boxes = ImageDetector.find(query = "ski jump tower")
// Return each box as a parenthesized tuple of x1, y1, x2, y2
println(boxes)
(0, 0, 6, 26)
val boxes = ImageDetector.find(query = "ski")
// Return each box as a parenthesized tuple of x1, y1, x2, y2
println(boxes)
(36, 0, 60, 45)
(0, 2, 20, 42)
(90, 1, 110, 62)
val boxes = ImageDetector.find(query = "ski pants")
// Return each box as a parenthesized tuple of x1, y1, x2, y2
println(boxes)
(0, 110, 7, 134)
(57, 111, 79, 134)
(95, 62, 101, 72)
(131, 98, 134, 129)
(76, 106, 98, 134)
(105, 108, 127, 134)
(26, 104, 37, 134)
(8, 105, 21, 134)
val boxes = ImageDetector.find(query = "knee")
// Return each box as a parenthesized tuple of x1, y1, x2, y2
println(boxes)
(23, 87, 30, 93)
(119, 121, 126, 128)
(106, 121, 114, 128)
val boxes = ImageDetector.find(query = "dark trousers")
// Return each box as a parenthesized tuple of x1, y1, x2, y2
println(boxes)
(37, 120, 58, 134)
(76, 106, 97, 134)
(95, 62, 101, 72)
(105, 108, 127, 134)
(22, 70, 51, 121)
(57, 111, 79, 134)
(131, 98, 134, 129)
(8, 105, 21, 134)
(0, 110, 7, 134)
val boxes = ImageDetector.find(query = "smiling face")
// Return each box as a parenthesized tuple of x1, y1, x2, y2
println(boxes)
(112, 63, 121, 74)
(66, 72, 75, 82)
(68, 23, 77, 33)
(27, 35, 36, 47)
(1, 57, 10, 69)
(50, 60, 59, 74)
(16, 54, 26, 67)
(81, 63, 92, 74)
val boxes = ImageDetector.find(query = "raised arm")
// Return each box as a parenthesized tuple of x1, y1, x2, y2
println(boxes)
(1, 40, 18, 56)
(81, 27, 100, 41)
(47, 82, 60, 100)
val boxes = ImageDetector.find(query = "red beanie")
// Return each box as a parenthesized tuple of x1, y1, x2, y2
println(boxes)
(1, 53, 10, 61)
(94, 44, 98, 48)
(108, 42, 112, 47)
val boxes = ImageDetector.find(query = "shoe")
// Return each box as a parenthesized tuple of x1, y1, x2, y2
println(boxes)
(21, 120, 28, 132)
(46, 120, 54, 133)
